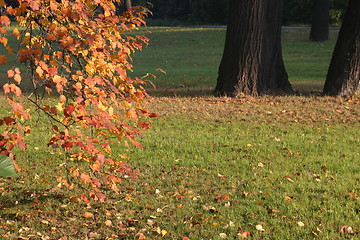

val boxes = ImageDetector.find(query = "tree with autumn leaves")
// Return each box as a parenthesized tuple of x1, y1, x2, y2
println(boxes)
(0, 0, 157, 202)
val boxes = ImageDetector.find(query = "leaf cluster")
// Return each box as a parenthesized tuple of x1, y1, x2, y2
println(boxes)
(0, 0, 156, 201)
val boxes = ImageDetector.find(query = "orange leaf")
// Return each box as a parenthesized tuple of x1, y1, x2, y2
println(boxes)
(0, 54, 7, 65)
(135, 233, 146, 239)
(91, 164, 101, 172)
(13, 28, 20, 39)
(80, 173, 92, 184)
(104, 220, 112, 226)
(126, 108, 138, 120)
(3, 83, 10, 94)
(84, 212, 93, 218)
(7, 69, 14, 78)
(14, 74, 22, 84)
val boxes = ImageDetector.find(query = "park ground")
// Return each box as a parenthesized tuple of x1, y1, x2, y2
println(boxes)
(0, 27, 359, 239)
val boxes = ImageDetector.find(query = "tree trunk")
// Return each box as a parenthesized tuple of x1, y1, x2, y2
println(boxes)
(323, 0, 360, 96)
(125, 0, 132, 10)
(215, 0, 292, 97)
(309, 0, 330, 42)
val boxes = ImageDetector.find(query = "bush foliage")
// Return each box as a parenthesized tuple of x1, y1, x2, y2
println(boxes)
(0, 0, 156, 202)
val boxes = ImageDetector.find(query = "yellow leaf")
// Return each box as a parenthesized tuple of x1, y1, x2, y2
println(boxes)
(56, 102, 64, 112)
(98, 101, 107, 111)
(0, 0, 4, 7)
(161, 230, 168, 236)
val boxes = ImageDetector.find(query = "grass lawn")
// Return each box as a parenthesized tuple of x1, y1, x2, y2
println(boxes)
(130, 27, 338, 96)
(1, 27, 359, 239)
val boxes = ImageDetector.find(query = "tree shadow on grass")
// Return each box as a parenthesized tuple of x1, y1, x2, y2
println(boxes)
(146, 82, 325, 97)
(0, 187, 67, 213)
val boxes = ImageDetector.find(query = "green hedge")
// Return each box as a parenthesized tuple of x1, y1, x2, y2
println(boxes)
(137, 0, 348, 26)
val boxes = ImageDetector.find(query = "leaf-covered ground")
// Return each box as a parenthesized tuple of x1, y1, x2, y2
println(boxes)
(1, 95, 359, 239)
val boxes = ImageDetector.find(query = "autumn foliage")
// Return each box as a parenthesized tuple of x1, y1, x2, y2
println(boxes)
(0, 0, 156, 202)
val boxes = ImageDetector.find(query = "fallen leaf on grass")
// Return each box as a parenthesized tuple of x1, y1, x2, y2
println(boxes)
(84, 212, 93, 218)
(135, 232, 146, 239)
(284, 196, 292, 201)
(104, 220, 112, 226)
(203, 204, 217, 212)
(284, 175, 294, 182)
(161, 229, 168, 236)
(297, 222, 305, 227)
(215, 196, 230, 202)
(237, 231, 251, 239)
(219, 233, 227, 238)
(256, 225, 265, 232)
(340, 225, 357, 235)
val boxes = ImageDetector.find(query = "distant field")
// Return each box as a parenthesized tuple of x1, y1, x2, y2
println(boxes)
(0, 27, 338, 96)
(131, 27, 338, 95)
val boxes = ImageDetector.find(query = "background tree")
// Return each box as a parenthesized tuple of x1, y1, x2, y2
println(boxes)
(309, 0, 330, 42)
(215, 0, 292, 96)
(323, 0, 360, 96)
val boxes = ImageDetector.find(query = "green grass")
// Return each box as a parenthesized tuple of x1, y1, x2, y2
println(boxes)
(1, 96, 359, 239)
(130, 27, 338, 95)
(1, 27, 337, 95)
(1, 27, 359, 239)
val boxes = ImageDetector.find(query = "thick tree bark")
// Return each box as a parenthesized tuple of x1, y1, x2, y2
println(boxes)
(215, 0, 292, 96)
(309, 0, 330, 42)
(323, 0, 360, 96)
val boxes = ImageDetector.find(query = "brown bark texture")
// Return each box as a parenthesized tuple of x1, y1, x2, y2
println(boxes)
(323, 0, 360, 96)
(309, 0, 329, 42)
(215, 0, 292, 96)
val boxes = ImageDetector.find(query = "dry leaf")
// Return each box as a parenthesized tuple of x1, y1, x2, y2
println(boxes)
(256, 225, 265, 232)
(84, 212, 93, 218)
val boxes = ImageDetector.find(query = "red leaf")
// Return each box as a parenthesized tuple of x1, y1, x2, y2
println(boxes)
(61, 142, 73, 149)
(96, 192, 106, 201)
(93, 178, 101, 187)
(29, 1, 40, 10)
(0, 15, 10, 26)
(215, 196, 230, 202)
(138, 121, 150, 130)
(3, 116, 15, 126)
(64, 105, 75, 117)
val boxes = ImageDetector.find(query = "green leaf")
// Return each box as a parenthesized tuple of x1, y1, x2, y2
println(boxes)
(0, 154, 18, 177)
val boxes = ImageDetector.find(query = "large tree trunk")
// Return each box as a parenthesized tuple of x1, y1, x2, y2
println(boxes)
(309, 0, 330, 42)
(323, 0, 360, 96)
(215, 0, 292, 97)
